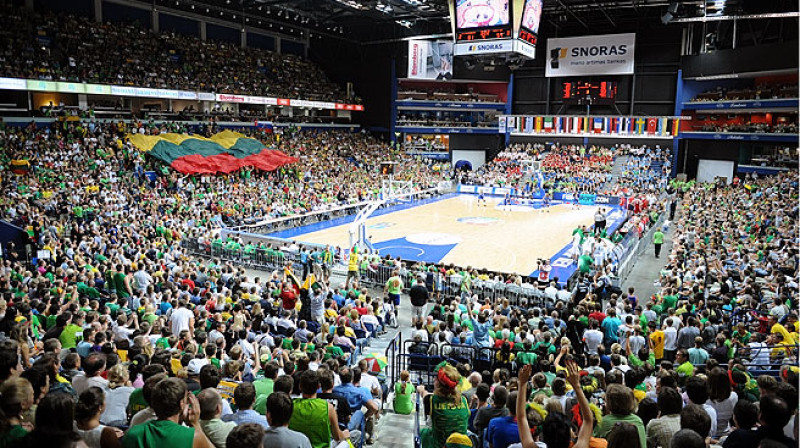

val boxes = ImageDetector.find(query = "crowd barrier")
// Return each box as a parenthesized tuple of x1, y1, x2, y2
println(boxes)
(613, 212, 667, 287)
(397, 338, 798, 389)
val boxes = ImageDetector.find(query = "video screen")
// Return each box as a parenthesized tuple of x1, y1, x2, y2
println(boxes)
(456, 0, 510, 29)
(520, 0, 542, 35)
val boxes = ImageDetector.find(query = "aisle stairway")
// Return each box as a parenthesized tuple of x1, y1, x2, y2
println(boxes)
(604, 154, 630, 188)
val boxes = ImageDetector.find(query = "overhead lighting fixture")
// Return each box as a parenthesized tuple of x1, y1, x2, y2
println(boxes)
(662, 1, 679, 24)
(332, 0, 368, 10)
(396, 20, 414, 28)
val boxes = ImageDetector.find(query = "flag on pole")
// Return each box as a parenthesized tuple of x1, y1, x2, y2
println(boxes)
(544, 117, 554, 132)
(535, 116, 543, 132)
(526, 116, 534, 134)
(672, 118, 681, 136)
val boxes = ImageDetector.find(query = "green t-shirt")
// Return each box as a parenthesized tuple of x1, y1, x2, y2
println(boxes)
(662, 295, 678, 312)
(424, 394, 470, 448)
(628, 352, 655, 368)
(676, 361, 694, 380)
(386, 276, 403, 295)
(0, 424, 28, 448)
(393, 381, 415, 415)
(578, 254, 594, 273)
(122, 420, 194, 448)
(594, 413, 646, 448)
(289, 398, 331, 448)
(516, 351, 538, 366)
(653, 231, 664, 245)
(253, 378, 275, 415)
(128, 388, 148, 415)
(325, 345, 344, 360)
(60, 323, 84, 349)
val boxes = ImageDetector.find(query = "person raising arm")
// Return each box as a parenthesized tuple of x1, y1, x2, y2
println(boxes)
(517, 360, 593, 448)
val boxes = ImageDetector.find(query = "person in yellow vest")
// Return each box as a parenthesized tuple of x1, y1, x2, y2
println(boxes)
(345, 246, 359, 289)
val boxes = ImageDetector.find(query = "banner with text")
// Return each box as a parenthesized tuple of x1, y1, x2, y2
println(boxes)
(545, 33, 635, 77)
(407, 40, 454, 80)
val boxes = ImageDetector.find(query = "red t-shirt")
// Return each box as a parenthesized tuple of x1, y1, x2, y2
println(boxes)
(280, 290, 297, 310)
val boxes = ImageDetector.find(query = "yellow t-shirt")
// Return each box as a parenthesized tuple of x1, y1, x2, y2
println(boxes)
(650, 330, 665, 359)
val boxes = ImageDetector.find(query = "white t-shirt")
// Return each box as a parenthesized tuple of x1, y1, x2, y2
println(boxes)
(359, 373, 381, 396)
(170, 307, 194, 336)
(663, 327, 678, 351)
(100, 386, 135, 424)
(584, 329, 604, 355)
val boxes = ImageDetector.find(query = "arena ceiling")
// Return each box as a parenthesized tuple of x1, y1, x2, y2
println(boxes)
(146, 0, 798, 43)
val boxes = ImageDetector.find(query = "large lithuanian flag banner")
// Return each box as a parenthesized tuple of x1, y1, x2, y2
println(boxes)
(127, 130, 297, 175)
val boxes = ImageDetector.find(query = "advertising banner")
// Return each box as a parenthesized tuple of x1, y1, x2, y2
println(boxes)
(545, 33, 635, 77)
(0, 78, 27, 90)
(407, 39, 453, 80)
(454, 39, 513, 56)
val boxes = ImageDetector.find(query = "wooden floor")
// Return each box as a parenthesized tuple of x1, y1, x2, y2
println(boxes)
(290, 195, 602, 275)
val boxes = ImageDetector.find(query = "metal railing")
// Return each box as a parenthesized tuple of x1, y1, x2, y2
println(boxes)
(613, 212, 667, 287)
(385, 332, 403, 387)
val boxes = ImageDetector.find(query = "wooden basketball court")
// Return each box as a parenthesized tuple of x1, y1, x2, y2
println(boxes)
(286, 195, 606, 275)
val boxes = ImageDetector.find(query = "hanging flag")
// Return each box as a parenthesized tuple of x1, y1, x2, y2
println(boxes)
(572, 116, 580, 134)
(517, 117, 524, 133)
(525, 116, 534, 134)
(555, 116, 562, 133)
(593, 117, 603, 133)
(672, 118, 681, 136)
(616, 117, 623, 134)
(646, 117, 658, 134)
(583, 117, 589, 134)
(543, 116, 554, 132)
(635, 118, 646, 134)
(535, 116, 543, 132)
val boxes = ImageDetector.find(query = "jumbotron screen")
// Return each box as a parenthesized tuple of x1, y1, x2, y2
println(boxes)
(456, 0, 510, 29)
(520, 0, 542, 32)
(562, 81, 618, 105)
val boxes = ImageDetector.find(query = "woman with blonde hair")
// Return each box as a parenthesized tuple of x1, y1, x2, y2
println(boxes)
(393, 370, 414, 415)
(0, 377, 35, 447)
(416, 363, 470, 448)
(100, 364, 134, 426)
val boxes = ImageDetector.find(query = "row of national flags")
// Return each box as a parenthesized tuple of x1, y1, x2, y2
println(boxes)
(502, 116, 681, 137)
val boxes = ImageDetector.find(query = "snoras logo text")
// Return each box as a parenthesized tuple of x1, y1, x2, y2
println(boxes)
(570, 44, 628, 57)
(469, 43, 505, 51)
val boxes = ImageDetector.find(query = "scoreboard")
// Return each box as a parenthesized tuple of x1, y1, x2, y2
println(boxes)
(562, 81, 618, 105)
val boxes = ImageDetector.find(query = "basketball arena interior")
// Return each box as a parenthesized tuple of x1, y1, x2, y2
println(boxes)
(0, 1, 797, 448)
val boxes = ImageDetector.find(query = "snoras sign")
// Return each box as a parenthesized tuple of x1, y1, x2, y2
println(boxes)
(546, 33, 635, 77)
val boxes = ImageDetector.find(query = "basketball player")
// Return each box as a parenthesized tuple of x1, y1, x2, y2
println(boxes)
(477, 191, 487, 207)
(541, 191, 551, 213)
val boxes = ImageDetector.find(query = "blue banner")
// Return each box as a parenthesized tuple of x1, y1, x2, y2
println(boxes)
(681, 99, 797, 110)
(397, 126, 498, 134)
(395, 100, 506, 110)
(680, 132, 798, 143)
